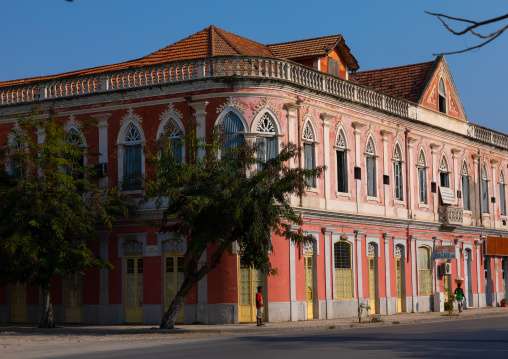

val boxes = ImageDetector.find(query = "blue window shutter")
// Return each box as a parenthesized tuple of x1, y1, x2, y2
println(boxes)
(222, 112, 244, 155)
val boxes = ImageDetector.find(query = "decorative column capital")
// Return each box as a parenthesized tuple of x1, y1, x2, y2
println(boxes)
(289, 225, 301, 232)
(383, 233, 393, 242)
(430, 143, 440, 153)
(380, 130, 392, 141)
(355, 230, 366, 240)
(408, 137, 419, 147)
(95, 113, 112, 128)
(189, 101, 209, 116)
(321, 227, 335, 235)
(451, 148, 461, 157)
(285, 103, 300, 118)
(352, 121, 365, 134)
(410, 235, 419, 242)
(320, 113, 335, 127)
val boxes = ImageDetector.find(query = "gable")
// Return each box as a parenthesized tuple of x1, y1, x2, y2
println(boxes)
(419, 57, 466, 121)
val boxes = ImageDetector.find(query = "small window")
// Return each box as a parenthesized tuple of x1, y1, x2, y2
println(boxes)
(481, 164, 489, 213)
(499, 183, 506, 216)
(393, 145, 403, 201)
(124, 124, 142, 190)
(302, 121, 316, 187)
(256, 113, 277, 162)
(162, 119, 183, 163)
(461, 162, 470, 211)
(438, 78, 446, 114)
(418, 168, 427, 204)
(336, 150, 348, 193)
(366, 137, 376, 197)
(221, 112, 244, 156)
(65, 129, 85, 181)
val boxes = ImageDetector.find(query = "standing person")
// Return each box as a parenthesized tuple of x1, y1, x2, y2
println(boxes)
(256, 286, 265, 326)
(454, 283, 465, 313)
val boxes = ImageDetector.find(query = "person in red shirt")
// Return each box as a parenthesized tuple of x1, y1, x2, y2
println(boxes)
(256, 286, 265, 326)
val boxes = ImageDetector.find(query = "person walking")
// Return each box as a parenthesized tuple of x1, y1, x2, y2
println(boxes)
(256, 286, 265, 326)
(454, 283, 465, 313)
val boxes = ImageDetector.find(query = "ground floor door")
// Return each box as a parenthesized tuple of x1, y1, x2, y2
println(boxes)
(10, 282, 26, 323)
(368, 256, 376, 314)
(485, 257, 492, 306)
(305, 254, 314, 319)
(238, 259, 265, 322)
(164, 254, 184, 324)
(466, 255, 473, 307)
(125, 256, 143, 323)
(65, 274, 83, 323)
(396, 257, 403, 312)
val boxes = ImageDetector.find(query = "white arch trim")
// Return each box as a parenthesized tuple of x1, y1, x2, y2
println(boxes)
(251, 108, 282, 136)
(214, 106, 250, 133)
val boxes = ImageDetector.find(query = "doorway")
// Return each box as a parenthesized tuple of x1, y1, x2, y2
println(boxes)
(465, 249, 473, 307)
(164, 254, 184, 324)
(10, 282, 26, 323)
(484, 257, 492, 306)
(125, 256, 143, 323)
(65, 274, 83, 323)
(238, 259, 266, 322)
(368, 255, 377, 314)
(304, 254, 314, 319)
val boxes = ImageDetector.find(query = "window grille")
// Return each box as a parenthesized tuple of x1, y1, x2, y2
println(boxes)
(334, 241, 353, 298)
(418, 247, 433, 296)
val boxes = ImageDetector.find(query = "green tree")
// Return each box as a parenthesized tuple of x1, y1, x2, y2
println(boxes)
(146, 128, 325, 329)
(0, 107, 131, 328)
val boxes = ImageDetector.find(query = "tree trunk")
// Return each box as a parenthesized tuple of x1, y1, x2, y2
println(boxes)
(159, 277, 197, 329)
(39, 281, 55, 328)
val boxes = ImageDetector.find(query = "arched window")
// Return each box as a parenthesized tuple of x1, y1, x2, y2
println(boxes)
(221, 111, 244, 156)
(161, 119, 184, 163)
(393, 144, 403, 201)
(418, 246, 433, 296)
(366, 136, 377, 197)
(65, 128, 85, 181)
(461, 161, 470, 211)
(439, 155, 450, 187)
(335, 128, 348, 193)
(500, 170, 506, 216)
(124, 124, 143, 190)
(256, 113, 277, 162)
(481, 163, 490, 213)
(334, 240, 353, 298)
(302, 121, 316, 187)
(438, 78, 446, 114)
(417, 149, 427, 204)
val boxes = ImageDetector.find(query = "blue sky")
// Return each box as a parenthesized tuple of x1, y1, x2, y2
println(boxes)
(1, 1, 507, 133)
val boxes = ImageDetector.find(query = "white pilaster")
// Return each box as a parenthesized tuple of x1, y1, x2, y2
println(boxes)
(189, 101, 209, 159)
(383, 233, 392, 314)
(408, 137, 418, 218)
(322, 227, 334, 319)
(96, 114, 111, 188)
(289, 225, 300, 321)
(320, 113, 334, 210)
(410, 235, 418, 312)
(286, 104, 300, 206)
(430, 143, 440, 219)
(353, 122, 366, 211)
(381, 131, 392, 217)
(355, 230, 366, 298)
(475, 240, 482, 294)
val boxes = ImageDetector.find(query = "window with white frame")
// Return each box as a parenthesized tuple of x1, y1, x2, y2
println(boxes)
(123, 124, 143, 190)
(302, 121, 316, 188)
(65, 128, 85, 181)
(334, 240, 353, 298)
(439, 155, 450, 187)
(335, 129, 348, 193)
(393, 144, 403, 201)
(418, 246, 433, 296)
(500, 170, 506, 216)
(461, 161, 470, 211)
(161, 118, 184, 163)
(221, 111, 244, 156)
(417, 149, 427, 204)
(481, 163, 490, 213)
(256, 113, 277, 162)
(366, 137, 377, 197)
(438, 78, 446, 114)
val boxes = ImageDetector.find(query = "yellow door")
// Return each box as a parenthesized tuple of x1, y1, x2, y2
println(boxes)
(164, 254, 184, 324)
(238, 260, 265, 322)
(305, 254, 314, 319)
(10, 282, 26, 323)
(396, 257, 402, 312)
(125, 256, 143, 323)
(368, 256, 376, 314)
(65, 275, 83, 323)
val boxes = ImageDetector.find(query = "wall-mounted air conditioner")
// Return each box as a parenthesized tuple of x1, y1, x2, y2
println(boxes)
(440, 262, 452, 275)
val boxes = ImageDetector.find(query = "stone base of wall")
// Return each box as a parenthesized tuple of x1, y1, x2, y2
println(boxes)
(185, 303, 238, 325)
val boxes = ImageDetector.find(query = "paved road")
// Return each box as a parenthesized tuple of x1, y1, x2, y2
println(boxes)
(3, 316, 508, 358)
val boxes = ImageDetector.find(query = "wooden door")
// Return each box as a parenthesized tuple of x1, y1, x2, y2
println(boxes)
(125, 256, 143, 323)
(305, 254, 314, 319)
(396, 257, 402, 312)
(164, 254, 184, 324)
(65, 274, 83, 323)
(10, 282, 26, 323)
(368, 256, 376, 314)
(238, 260, 265, 322)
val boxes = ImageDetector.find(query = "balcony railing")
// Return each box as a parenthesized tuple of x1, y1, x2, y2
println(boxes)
(438, 206, 464, 227)
(0, 56, 413, 120)
(466, 124, 508, 149)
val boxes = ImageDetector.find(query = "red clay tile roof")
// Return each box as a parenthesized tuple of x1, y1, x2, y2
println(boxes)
(0, 25, 359, 89)
(353, 60, 436, 103)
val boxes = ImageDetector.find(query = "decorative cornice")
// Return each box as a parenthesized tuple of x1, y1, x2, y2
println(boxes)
(159, 102, 183, 122)
(120, 108, 142, 126)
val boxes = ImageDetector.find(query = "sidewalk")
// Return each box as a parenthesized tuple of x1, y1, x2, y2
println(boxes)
(1, 307, 507, 337)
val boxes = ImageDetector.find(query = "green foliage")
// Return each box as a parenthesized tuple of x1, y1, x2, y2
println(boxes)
(0, 106, 132, 288)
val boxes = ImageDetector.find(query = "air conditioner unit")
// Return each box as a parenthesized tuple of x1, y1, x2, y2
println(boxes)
(93, 163, 107, 178)
(440, 262, 452, 275)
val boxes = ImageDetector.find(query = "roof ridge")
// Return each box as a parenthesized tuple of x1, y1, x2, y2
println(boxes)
(355, 60, 435, 74)
(267, 34, 342, 46)
(142, 26, 211, 59)
(213, 26, 275, 57)
(213, 26, 243, 55)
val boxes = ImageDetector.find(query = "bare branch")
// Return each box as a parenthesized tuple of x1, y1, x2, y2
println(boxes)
(426, 11, 508, 55)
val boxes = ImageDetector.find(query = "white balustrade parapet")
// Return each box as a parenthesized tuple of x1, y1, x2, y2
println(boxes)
(467, 123, 508, 149)
(2, 56, 413, 121)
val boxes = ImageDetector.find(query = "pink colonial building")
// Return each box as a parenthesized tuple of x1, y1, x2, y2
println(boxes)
(1, 26, 508, 325)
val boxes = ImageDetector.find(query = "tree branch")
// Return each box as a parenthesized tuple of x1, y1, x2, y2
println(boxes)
(426, 11, 508, 55)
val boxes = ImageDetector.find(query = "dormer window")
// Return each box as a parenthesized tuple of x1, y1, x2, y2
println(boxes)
(438, 78, 446, 114)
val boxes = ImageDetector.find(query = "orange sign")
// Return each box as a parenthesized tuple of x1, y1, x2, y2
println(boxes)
(485, 236, 508, 256)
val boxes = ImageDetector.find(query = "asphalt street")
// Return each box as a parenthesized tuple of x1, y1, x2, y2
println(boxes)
(3, 316, 508, 359)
